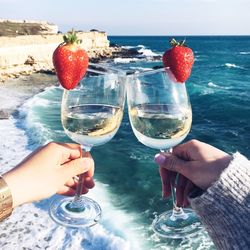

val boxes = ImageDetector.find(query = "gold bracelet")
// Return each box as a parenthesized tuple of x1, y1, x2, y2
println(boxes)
(0, 175, 13, 221)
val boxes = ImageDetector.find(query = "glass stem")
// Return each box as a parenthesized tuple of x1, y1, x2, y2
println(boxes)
(73, 173, 85, 202)
(162, 148, 188, 221)
(170, 178, 187, 221)
(66, 147, 91, 212)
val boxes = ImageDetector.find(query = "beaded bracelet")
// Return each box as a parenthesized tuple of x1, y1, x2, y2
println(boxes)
(0, 176, 13, 221)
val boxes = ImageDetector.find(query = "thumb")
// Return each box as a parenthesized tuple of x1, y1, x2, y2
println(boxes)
(154, 153, 190, 177)
(61, 157, 94, 179)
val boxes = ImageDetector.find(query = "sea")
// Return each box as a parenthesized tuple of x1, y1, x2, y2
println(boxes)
(0, 36, 250, 250)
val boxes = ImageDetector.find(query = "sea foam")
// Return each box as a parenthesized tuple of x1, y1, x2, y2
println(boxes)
(138, 48, 159, 57)
(114, 58, 140, 64)
(224, 63, 244, 69)
(239, 51, 250, 55)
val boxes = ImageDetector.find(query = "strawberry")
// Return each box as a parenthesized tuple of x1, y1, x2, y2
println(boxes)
(162, 38, 194, 83)
(53, 30, 89, 90)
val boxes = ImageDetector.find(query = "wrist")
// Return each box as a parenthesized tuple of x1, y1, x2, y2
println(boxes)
(0, 175, 13, 221)
(2, 171, 23, 208)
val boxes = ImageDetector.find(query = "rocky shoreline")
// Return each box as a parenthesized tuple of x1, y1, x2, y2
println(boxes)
(0, 44, 143, 82)
(0, 40, 143, 82)
(0, 19, 144, 83)
(0, 32, 119, 82)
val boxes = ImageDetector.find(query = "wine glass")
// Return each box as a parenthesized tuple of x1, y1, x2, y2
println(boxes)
(126, 67, 202, 238)
(49, 64, 126, 228)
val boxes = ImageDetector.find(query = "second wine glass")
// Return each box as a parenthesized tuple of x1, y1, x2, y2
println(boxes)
(49, 64, 126, 228)
(126, 67, 202, 238)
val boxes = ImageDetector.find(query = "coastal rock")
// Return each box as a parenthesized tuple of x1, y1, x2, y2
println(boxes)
(24, 55, 35, 66)
(0, 31, 115, 81)
(111, 47, 143, 58)
(0, 110, 10, 119)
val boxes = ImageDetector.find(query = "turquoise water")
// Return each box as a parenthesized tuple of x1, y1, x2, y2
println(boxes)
(11, 36, 250, 249)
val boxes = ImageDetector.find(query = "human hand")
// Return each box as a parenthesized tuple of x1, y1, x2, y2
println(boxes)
(3, 142, 95, 208)
(154, 139, 233, 206)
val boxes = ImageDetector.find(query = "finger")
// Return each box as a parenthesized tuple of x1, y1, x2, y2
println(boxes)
(82, 152, 95, 177)
(83, 176, 95, 189)
(57, 185, 76, 196)
(173, 139, 228, 161)
(81, 186, 89, 195)
(172, 141, 193, 160)
(159, 167, 171, 198)
(175, 174, 187, 207)
(60, 157, 94, 179)
(183, 180, 194, 207)
(65, 178, 77, 187)
(155, 153, 191, 178)
(47, 142, 82, 164)
(61, 143, 83, 162)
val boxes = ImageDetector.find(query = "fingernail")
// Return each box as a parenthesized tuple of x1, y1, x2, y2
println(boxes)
(154, 153, 166, 165)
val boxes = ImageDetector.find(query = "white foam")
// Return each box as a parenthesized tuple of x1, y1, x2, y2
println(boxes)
(224, 63, 244, 69)
(208, 81, 218, 88)
(138, 48, 159, 57)
(239, 51, 250, 55)
(122, 46, 135, 49)
(207, 81, 231, 90)
(0, 84, 29, 110)
(114, 58, 140, 64)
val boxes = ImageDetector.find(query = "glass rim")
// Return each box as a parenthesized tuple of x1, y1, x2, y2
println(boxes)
(126, 66, 170, 77)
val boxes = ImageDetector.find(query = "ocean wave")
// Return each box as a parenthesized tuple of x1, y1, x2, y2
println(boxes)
(239, 51, 250, 55)
(16, 87, 64, 145)
(1, 199, 131, 250)
(114, 57, 140, 63)
(207, 81, 232, 91)
(208, 81, 218, 88)
(138, 48, 159, 57)
(224, 63, 244, 69)
(122, 45, 135, 49)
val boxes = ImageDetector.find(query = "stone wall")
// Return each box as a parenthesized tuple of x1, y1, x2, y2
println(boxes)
(0, 31, 112, 81)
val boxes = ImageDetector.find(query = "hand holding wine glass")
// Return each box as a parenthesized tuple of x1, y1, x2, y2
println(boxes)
(127, 65, 202, 238)
(155, 139, 233, 193)
(49, 64, 126, 228)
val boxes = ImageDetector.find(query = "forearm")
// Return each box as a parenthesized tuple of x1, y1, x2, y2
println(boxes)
(190, 152, 250, 249)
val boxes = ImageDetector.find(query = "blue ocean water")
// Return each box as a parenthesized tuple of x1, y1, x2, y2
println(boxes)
(1, 36, 250, 249)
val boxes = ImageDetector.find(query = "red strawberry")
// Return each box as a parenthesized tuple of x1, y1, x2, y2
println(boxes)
(162, 38, 194, 83)
(53, 30, 89, 90)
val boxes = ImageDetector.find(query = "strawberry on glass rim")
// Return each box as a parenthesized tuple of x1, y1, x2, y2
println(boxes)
(53, 29, 89, 90)
(162, 38, 194, 83)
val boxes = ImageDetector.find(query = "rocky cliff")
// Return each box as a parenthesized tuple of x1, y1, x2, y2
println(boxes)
(0, 31, 116, 82)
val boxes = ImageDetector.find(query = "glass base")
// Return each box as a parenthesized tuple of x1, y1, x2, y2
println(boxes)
(49, 196, 102, 228)
(152, 208, 202, 239)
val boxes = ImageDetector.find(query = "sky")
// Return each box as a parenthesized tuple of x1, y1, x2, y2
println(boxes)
(0, 0, 250, 35)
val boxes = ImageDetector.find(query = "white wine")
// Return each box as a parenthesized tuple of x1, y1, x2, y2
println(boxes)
(129, 104, 192, 150)
(62, 104, 123, 148)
